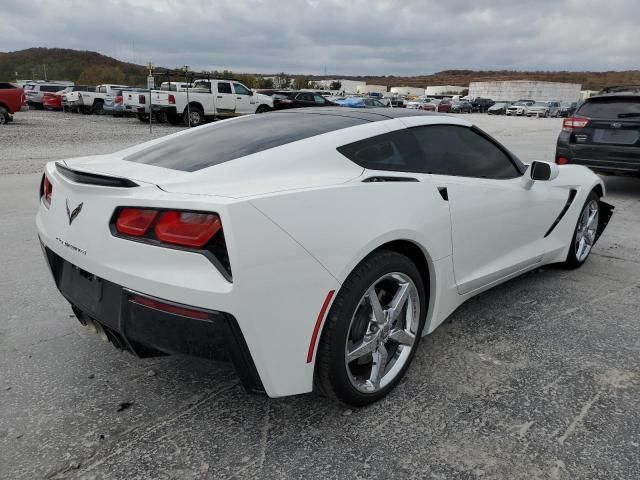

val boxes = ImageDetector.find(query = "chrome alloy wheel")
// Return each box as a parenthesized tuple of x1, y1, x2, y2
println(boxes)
(575, 199, 599, 262)
(345, 272, 420, 393)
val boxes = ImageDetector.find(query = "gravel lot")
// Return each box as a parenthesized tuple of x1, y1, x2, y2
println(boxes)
(1, 110, 639, 479)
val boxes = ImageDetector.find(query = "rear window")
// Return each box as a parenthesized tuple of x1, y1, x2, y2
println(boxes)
(40, 85, 67, 92)
(577, 97, 640, 118)
(124, 113, 368, 172)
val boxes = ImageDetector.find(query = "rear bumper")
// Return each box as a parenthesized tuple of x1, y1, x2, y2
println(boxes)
(152, 105, 178, 115)
(556, 134, 640, 175)
(41, 244, 264, 393)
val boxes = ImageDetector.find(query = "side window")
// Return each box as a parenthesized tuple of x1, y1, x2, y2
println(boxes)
(297, 93, 314, 102)
(217, 82, 232, 94)
(410, 125, 520, 179)
(233, 83, 250, 95)
(313, 94, 326, 104)
(98, 86, 106, 93)
(337, 129, 424, 171)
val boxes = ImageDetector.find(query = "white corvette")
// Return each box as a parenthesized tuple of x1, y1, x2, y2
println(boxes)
(37, 108, 613, 406)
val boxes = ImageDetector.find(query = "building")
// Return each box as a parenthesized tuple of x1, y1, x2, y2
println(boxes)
(390, 86, 424, 97)
(356, 84, 387, 95)
(468, 80, 581, 102)
(425, 85, 467, 96)
(314, 79, 366, 94)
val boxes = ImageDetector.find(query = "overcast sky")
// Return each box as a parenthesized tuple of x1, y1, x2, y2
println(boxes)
(2, 0, 638, 75)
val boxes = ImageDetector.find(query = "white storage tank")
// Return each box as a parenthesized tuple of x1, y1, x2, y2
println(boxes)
(390, 86, 424, 97)
(356, 84, 388, 95)
(425, 85, 466, 96)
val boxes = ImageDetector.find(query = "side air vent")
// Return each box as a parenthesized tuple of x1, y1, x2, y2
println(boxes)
(56, 162, 139, 188)
(362, 176, 419, 183)
(544, 189, 577, 237)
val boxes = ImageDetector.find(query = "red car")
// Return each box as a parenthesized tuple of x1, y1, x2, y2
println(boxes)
(43, 90, 67, 110)
(0, 82, 26, 124)
(437, 100, 452, 113)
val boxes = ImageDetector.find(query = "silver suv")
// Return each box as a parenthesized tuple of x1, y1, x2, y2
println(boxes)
(24, 81, 74, 109)
(526, 101, 562, 117)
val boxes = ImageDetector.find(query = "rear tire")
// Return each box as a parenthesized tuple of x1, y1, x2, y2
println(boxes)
(563, 191, 600, 269)
(0, 107, 8, 125)
(92, 101, 104, 115)
(314, 250, 426, 406)
(183, 106, 204, 127)
(256, 105, 270, 114)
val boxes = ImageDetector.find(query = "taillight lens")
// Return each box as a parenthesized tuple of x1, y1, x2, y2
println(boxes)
(563, 117, 590, 130)
(154, 211, 221, 248)
(556, 157, 570, 165)
(139, 94, 146, 104)
(41, 174, 53, 207)
(115, 96, 122, 104)
(115, 208, 158, 236)
(168, 94, 175, 105)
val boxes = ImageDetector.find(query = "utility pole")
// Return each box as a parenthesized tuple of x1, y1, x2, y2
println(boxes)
(43, 64, 47, 81)
(147, 63, 154, 133)
(183, 65, 191, 127)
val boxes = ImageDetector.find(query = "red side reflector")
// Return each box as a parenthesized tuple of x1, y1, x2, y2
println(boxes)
(306, 290, 335, 363)
(154, 211, 221, 248)
(116, 208, 158, 236)
(132, 295, 209, 321)
(556, 157, 570, 165)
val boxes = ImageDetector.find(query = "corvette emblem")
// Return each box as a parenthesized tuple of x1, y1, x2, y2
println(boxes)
(66, 199, 83, 225)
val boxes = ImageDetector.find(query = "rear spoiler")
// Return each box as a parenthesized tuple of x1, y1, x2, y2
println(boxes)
(56, 162, 139, 188)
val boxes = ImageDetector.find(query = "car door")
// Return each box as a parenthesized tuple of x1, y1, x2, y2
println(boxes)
(295, 92, 316, 108)
(410, 125, 568, 294)
(232, 83, 255, 114)
(215, 81, 236, 113)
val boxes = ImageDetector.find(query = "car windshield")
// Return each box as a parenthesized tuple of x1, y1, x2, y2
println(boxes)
(532, 102, 547, 106)
(576, 97, 640, 118)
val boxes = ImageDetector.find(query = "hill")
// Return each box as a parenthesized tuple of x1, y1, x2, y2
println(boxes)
(2, 47, 639, 91)
(0, 48, 147, 86)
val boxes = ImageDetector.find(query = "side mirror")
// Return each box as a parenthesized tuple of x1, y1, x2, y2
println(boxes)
(530, 161, 559, 181)
(248, 90, 254, 96)
(522, 161, 559, 189)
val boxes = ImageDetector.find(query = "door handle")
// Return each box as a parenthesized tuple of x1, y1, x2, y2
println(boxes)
(237, 97, 242, 100)
(217, 95, 223, 98)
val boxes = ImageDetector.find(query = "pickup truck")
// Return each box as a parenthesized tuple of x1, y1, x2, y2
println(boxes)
(151, 79, 273, 127)
(0, 83, 27, 124)
(124, 82, 194, 122)
(65, 84, 129, 114)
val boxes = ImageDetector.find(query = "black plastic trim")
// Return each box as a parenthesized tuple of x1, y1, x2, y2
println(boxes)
(42, 247, 263, 393)
(56, 163, 139, 188)
(544, 189, 577, 237)
(362, 176, 419, 182)
(595, 200, 615, 243)
(437, 186, 449, 201)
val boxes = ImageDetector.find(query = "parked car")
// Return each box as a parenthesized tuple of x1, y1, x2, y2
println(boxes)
(558, 102, 578, 118)
(334, 97, 387, 108)
(506, 101, 534, 116)
(24, 81, 74, 109)
(151, 78, 273, 127)
(37, 108, 612, 406)
(125, 83, 194, 121)
(436, 99, 452, 112)
(103, 89, 127, 116)
(61, 86, 95, 111)
(406, 98, 437, 110)
(0, 82, 27, 124)
(556, 89, 640, 176)
(65, 84, 129, 114)
(272, 91, 336, 110)
(471, 97, 495, 113)
(450, 100, 473, 113)
(44, 85, 93, 111)
(487, 102, 512, 115)
(526, 101, 561, 117)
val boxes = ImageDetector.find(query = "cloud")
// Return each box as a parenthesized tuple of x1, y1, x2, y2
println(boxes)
(1, 0, 638, 75)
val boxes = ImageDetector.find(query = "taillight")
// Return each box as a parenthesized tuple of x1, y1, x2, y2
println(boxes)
(154, 211, 221, 248)
(115, 96, 122, 104)
(41, 174, 53, 207)
(139, 94, 146, 104)
(168, 94, 175, 105)
(556, 157, 570, 165)
(115, 208, 158, 236)
(563, 117, 590, 130)
(112, 208, 229, 277)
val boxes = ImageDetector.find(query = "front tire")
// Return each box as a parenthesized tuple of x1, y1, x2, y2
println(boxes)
(0, 107, 8, 125)
(315, 250, 426, 406)
(564, 191, 600, 269)
(255, 105, 270, 114)
(183, 106, 204, 127)
(92, 101, 104, 115)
